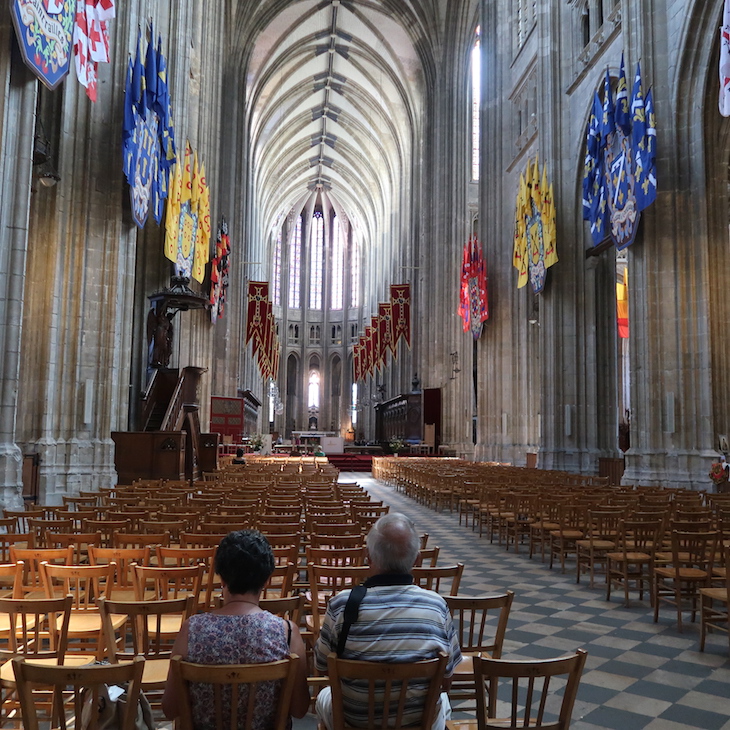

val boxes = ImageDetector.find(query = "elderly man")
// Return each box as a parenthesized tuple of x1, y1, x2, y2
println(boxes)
(314, 512, 461, 730)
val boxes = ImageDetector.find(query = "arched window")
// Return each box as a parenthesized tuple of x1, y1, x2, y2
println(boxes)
(288, 215, 302, 308)
(471, 26, 481, 182)
(331, 214, 344, 310)
(308, 369, 320, 408)
(272, 226, 282, 306)
(309, 211, 324, 309)
(331, 324, 342, 344)
(350, 237, 360, 308)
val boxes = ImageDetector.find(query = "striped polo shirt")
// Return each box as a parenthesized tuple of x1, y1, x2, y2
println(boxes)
(314, 574, 461, 727)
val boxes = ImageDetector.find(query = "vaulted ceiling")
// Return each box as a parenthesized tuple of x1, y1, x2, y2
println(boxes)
(244, 0, 427, 254)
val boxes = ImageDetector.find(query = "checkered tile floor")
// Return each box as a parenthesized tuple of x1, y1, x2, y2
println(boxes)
(316, 474, 729, 730)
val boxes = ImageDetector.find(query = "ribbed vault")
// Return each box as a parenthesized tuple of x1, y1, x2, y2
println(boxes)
(245, 0, 426, 257)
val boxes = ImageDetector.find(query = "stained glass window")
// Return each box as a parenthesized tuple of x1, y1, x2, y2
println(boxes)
(331, 215, 344, 310)
(310, 211, 324, 309)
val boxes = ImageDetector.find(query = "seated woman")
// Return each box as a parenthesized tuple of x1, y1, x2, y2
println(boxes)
(232, 447, 247, 465)
(162, 530, 310, 728)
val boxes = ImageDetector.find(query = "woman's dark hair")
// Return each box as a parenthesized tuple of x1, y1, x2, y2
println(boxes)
(235, 448, 245, 458)
(215, 530, 275, 595)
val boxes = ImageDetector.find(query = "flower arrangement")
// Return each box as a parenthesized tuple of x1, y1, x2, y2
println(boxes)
(389, 438, 406, 453)
(709, 461, 728, 485)
(249, 433, 264, 451)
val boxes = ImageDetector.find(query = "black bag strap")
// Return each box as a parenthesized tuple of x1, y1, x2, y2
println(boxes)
(336, 584, 367, 657)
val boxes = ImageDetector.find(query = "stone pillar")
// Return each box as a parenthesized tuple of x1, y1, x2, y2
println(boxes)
(0, 37, 37, 507)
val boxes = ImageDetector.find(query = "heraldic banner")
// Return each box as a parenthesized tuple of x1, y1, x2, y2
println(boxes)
(458, 236, 489, 336)
(164, 141, 211, 283)
(122, 24, 176, 229)
(209, 218, 231, 324)
(582, 55, 657, 250)
(246, 281, 280, 381)
(11, 0, 74, 89)
(513, 158, 557, 294)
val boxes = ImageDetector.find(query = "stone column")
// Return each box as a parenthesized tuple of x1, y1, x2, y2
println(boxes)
(0, 36, 37, 507)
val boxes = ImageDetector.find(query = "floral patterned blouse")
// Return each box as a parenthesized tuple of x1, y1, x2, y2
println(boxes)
(187, 611, 291, 730)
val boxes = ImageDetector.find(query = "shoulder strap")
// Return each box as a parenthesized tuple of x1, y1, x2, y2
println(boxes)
(336, 584, 367, 657)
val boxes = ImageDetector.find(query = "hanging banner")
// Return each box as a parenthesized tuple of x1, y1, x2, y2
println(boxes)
(378, 302, 395, 360)
(209, 218, 231, 323)
(513, 159, 557, 293)
(582, 56, 657, 250)
(246, 281, 269, 346)
(123, 25, 177, 229)
(11, 0, 74, 89)
(390, 283, 411, 350)
(459, 236, 490, 335)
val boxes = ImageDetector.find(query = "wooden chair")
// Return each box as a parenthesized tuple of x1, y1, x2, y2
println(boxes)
(0, 533, 35, 563)
(446, 649, 588, 730)
(133, 563, 205, 626)
(260, 594, 306, 625)
(306, 564, 370, 639)
(3, 509, 44, 533)
(528, 497, 561, 561)
(699, 544, 730, 652)
(0, 595, 94, 723)
(445, 592, 514, 710)
(113, 531, 171, 551)
(88, 545, 152, 601)
(412, 564, 464, 596)
(40, 561, 122, 658)
(10, 546, 74, 598)
(44, 531, 102, 565)
(81, 518, 132, 547)
(12, 654, 145, 730)
(180, 531, 228, 548)
(548, 504, 586, 573)
(575, 508, 624, 587)
(157, 546, 216, 610)
(306, 545, 367, 568)
(99, 596, 195, 701)
(169, 653, 299, 730)
(0, 561, 23, 600)
(308, 533, 363, 549)
(325, 650, 448, 730)
(261, 562, 296, 599)
(0, 517, 18, 534)
(139, 519, 187, 542)
(28, 519, 73, 545)
(653, 529, 718, 631)
(606, 518, 663, 607)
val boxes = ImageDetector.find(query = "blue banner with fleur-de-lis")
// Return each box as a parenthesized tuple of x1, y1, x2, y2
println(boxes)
(582, 55, 657, 250)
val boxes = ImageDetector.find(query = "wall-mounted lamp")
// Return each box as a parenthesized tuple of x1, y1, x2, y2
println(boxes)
(32, 129, 60, 191)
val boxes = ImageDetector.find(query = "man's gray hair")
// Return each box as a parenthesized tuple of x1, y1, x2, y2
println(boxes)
(366, 512, 420, 573)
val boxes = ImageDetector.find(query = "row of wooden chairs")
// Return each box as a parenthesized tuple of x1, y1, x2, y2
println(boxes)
(8, 641, 589, 730)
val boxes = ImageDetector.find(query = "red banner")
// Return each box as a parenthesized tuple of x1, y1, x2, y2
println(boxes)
(378, 302, 395, 364)
(246, 281, 269, 345)
(353, 342, 362, 382)
(390, 283, 411, 350)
